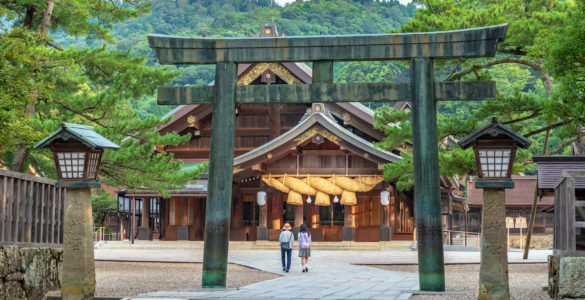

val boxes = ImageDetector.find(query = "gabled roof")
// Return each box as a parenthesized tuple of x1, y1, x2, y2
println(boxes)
(234, 111, 401, 168)
(392, 102, 411, 111)
(34, 123, 120, 150)
(458, 117, 531, 149)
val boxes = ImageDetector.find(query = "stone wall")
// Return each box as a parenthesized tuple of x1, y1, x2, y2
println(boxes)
(0, 246, 62, 300)
(509, 234, 553, 249)
(549, 255, 585, 299)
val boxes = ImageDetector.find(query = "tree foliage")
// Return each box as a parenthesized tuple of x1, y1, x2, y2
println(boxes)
(374, 0, 580, 190)
(0, 1, 200, 193)
(540, 0, 585, 142)
(92, 189, 117, 226)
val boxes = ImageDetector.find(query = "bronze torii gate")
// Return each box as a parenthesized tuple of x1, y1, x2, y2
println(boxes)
(147, 24, 507, 291)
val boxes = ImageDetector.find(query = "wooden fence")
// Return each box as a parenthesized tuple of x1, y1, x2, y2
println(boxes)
(0, 169, 65, 247)
(553, 170, 585, 256)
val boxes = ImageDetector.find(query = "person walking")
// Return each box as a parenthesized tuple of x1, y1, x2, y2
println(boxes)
(279, 223, 294, 272)
(298, 223, 311, 273)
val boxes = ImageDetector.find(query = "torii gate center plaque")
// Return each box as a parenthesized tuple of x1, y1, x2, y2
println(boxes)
(148, 24, 508, 291)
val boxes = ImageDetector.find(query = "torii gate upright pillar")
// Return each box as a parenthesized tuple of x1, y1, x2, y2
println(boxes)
(411, 58, 444, 290)
(201, 62, 237, 287)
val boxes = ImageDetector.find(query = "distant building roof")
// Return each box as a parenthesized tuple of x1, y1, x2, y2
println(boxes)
(466, 175, 553, 206)
(532, 156, 585, 190)
(123, 180, 208, 197)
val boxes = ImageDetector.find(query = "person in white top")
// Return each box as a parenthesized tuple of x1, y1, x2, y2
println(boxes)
(278, 223, 294, 272)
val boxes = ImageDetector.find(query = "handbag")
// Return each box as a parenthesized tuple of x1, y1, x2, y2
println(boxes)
(280, 231, 292, 249)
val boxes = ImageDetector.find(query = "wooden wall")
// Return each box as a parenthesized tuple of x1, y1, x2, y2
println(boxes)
(168, 104, 308, 160)
(163, 197, 205, 241)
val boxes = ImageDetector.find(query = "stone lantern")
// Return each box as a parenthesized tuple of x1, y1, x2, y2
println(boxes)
(34, 123, 119, 300)
(459, 117, 531, 300)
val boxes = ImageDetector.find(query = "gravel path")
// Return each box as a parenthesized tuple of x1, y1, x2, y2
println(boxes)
(373, 263, 549, 300)
(49, 261, 279, 297)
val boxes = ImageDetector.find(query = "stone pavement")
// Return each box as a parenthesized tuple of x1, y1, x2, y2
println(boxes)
(129, 250, 418, 299)
(98, 248, 418, 299)
(94, 243, 551, 300)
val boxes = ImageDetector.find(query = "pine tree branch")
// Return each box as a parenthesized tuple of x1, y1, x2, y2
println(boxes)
(524, 121, 567, 138)
(502, 111, 541, 125)
(446, 57, 543, 81)
(53, 99, 112, 128)
(547, 138, 579, 156)
(498, 48, 528, 56)
(46, 40, 63, 51)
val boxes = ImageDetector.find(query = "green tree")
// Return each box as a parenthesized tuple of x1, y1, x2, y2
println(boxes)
(92, 189, 117, 226)
(375, 0, 582, 190)
(540, 0, 585, 149)
(0, 1, 198, 193)
(399, 0, 578, 154)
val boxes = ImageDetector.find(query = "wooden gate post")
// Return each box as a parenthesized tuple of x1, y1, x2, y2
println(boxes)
(411, 57, 445, 291)
(202, 62, 237, 288)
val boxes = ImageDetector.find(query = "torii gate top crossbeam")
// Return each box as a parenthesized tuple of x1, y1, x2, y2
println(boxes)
(148, 24, 507, 64)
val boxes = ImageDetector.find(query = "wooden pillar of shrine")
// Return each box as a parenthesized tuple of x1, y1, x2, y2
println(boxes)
(131, 197, 135, 244)
(138, 198, 152, 240)
(293, 200, 304, 239)
(194, 198, 204, 240)
(310, 203, 319, 229)
(342, 205, 355, 241)
(294, 204, 303, 236)
(231, 195, 243, 229)
(271, 193, 282, 230)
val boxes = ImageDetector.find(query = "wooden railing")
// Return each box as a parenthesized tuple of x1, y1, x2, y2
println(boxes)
(93, 227, 105, 242)
(442, 230, 481, 248)
(0, 169, 65, 247)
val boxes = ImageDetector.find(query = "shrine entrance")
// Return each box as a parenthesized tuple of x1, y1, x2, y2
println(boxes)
(147, 24, 507, 291)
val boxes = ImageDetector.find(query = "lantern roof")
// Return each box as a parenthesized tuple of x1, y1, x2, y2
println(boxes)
(34, 123, 120, 150)
(458, 117, 531, 150)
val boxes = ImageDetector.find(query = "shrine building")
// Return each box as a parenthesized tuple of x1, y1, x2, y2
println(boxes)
(116, 24, 464, 243)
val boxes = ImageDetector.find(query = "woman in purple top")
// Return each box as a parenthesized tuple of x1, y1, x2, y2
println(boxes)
(298, 223, 311, 272)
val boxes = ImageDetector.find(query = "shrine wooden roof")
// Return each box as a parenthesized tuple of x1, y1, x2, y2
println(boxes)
(233, 108, 401, 173)
(154, 64, 390, 140)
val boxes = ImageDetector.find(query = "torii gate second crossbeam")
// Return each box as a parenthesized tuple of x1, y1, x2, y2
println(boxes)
(148, 24, 507, 291)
